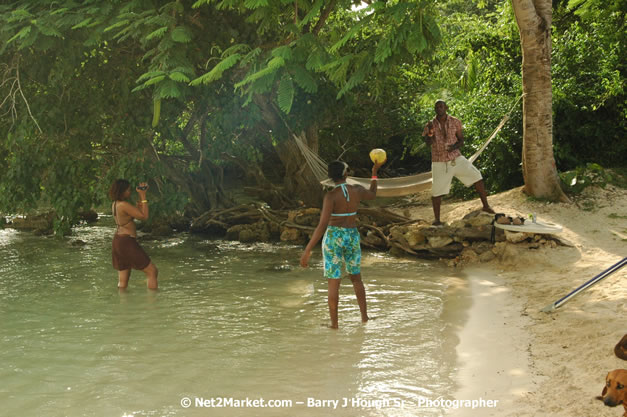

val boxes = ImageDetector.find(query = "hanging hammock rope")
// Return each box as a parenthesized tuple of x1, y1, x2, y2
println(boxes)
(294, 94, 524, 197)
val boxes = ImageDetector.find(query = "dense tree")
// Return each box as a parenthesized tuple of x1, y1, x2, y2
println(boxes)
(0, 1, 442, 233)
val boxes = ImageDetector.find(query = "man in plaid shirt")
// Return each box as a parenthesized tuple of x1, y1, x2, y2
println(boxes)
(422, 99, 494, 225)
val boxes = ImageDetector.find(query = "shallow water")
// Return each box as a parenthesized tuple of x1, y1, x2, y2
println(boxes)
(0, 218, 466, 417)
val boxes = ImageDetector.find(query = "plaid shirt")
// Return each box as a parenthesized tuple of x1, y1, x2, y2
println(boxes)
(423, 115, 463, 162)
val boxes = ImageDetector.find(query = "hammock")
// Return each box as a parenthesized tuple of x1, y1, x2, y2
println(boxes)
(294, 95, 523, 198)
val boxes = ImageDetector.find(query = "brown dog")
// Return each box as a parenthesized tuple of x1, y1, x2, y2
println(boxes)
(599, 369, 627, 416)
(616, 334, 627, 360)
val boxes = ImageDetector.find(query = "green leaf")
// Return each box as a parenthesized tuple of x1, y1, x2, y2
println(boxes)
(171, 26, 192, 43)
(277, 75, 294, 114)
(234, 66, 275, 89)
(143, 75, 166, 86)
(7, 26, 31, 44)
(330, 20, 367, 53)
(271, 45, 292, 60)
(71, 18, 93, 30)
(244, 0, 269, 10)
(299, 0, 324, 28)
(145, 26, 168, 41)
(267, 56, 285, 69)
(157, 80, 182, 99)
(374, 37, 392, 63)
(36, 24, 64, 38)
(189, 53, 242, 85)
(136, 71, 167, 83)
(291, 66, 317, 93)
(169, 71, 191, 82)
(104, 19, 129, 33)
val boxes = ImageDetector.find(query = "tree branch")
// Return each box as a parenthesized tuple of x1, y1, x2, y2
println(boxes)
(312, 0, 338, 35)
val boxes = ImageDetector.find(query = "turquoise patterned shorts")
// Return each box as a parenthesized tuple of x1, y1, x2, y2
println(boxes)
(322, 226, 361, 279)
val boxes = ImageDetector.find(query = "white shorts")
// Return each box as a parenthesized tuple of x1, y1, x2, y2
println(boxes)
(431, 156, 483, 197)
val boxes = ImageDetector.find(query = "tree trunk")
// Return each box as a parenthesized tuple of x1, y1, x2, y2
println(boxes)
(512, 0, 569, 202)
(275, 123, 325, 207)
(253, 95, 325, 207)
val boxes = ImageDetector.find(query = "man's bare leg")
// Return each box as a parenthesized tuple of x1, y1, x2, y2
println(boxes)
(431, 196, 443, 225)
(473, 180, 494, 214)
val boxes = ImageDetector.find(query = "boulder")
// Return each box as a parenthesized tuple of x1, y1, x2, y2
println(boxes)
(427, 235, 454, 248)
(9, 212, 55, 234)
(151, 224, 174, 237)
(460, 248, 479, 264)
(78, 209, 99, 223)
(464, 211, 494, 227)
(479, 251, 496, 263)
(280, 227, 303, 243)
(504, 230, 532, 243)
(405, 225, 427, 248)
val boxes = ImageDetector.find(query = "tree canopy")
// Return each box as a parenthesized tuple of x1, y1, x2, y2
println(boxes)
(0, 0, 624, 234)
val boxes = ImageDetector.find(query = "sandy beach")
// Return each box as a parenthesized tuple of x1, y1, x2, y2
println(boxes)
(399, 185, 627, 416)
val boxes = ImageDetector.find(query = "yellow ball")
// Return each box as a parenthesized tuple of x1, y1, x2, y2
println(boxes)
(369, 148, 386, 164)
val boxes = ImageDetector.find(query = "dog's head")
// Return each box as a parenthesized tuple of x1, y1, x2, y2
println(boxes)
(599, 369, 627, 408)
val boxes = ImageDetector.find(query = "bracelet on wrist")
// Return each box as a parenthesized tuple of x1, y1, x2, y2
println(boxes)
(141, 200, 148, 203)
(371, 176, 378, 180)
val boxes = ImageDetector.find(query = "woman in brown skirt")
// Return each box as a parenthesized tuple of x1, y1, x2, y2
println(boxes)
(109, 179, 158, 289)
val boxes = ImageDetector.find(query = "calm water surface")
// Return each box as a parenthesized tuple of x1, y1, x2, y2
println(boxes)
(0, 217, 466, 417)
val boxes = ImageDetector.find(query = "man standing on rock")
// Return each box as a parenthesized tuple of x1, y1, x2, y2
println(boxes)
(422, 99, 495, 225)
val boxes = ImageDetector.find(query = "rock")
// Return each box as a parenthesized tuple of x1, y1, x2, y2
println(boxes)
(429, 243, 464, 258)
(465, 211, 494, 227)
(461, 248, 479, 264)
(389, 225, 410, 247)
(225, 224, 244, 240)
(479, 251, 496, 262)
(293, 213, 318, 227)
(472, 241, 494, 255)
(78, 210, 98, 223)
(364, 230, 385, 247)
(151, 224, 174, 237)
(302, 208, 321, 216)
(450, 219, 466, 228)
(280, 227, 303, 243)
(239, 229, 257, 242)
(389, 246, 408, 258)
(505, 230, 531, 243)
(168, 215, 191, 231)
(498, 243, 521, 265)
(405, 227, 426, 247)
(427, 235, 453, 248)
(9, 212, 55, 233)
(71, 239, 87, 246)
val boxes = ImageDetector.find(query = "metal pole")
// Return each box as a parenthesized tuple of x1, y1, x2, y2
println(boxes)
(541, 257, 626, 313)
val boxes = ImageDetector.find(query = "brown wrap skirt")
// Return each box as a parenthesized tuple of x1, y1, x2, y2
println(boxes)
(112, 234, 151, 271)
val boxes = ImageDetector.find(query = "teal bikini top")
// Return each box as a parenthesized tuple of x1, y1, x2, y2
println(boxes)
(331, 183, 357, 217)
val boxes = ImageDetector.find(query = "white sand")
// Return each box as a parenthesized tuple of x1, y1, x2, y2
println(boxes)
(401, 185, 627, 416)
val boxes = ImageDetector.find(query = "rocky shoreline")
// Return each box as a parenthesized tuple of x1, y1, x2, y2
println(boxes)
(3, 204, 568, 265)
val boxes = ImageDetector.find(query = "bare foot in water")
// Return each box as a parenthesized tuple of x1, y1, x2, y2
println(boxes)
(432, 220, 444, 226)
(482, 206, 495, 214)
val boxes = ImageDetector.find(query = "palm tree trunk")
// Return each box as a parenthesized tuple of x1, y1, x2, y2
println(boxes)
(512, 0, 569, 202)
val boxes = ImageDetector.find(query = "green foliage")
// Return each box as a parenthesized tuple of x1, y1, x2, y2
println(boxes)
(559, 163, 615, 194)
(0, 0, 623, 230)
